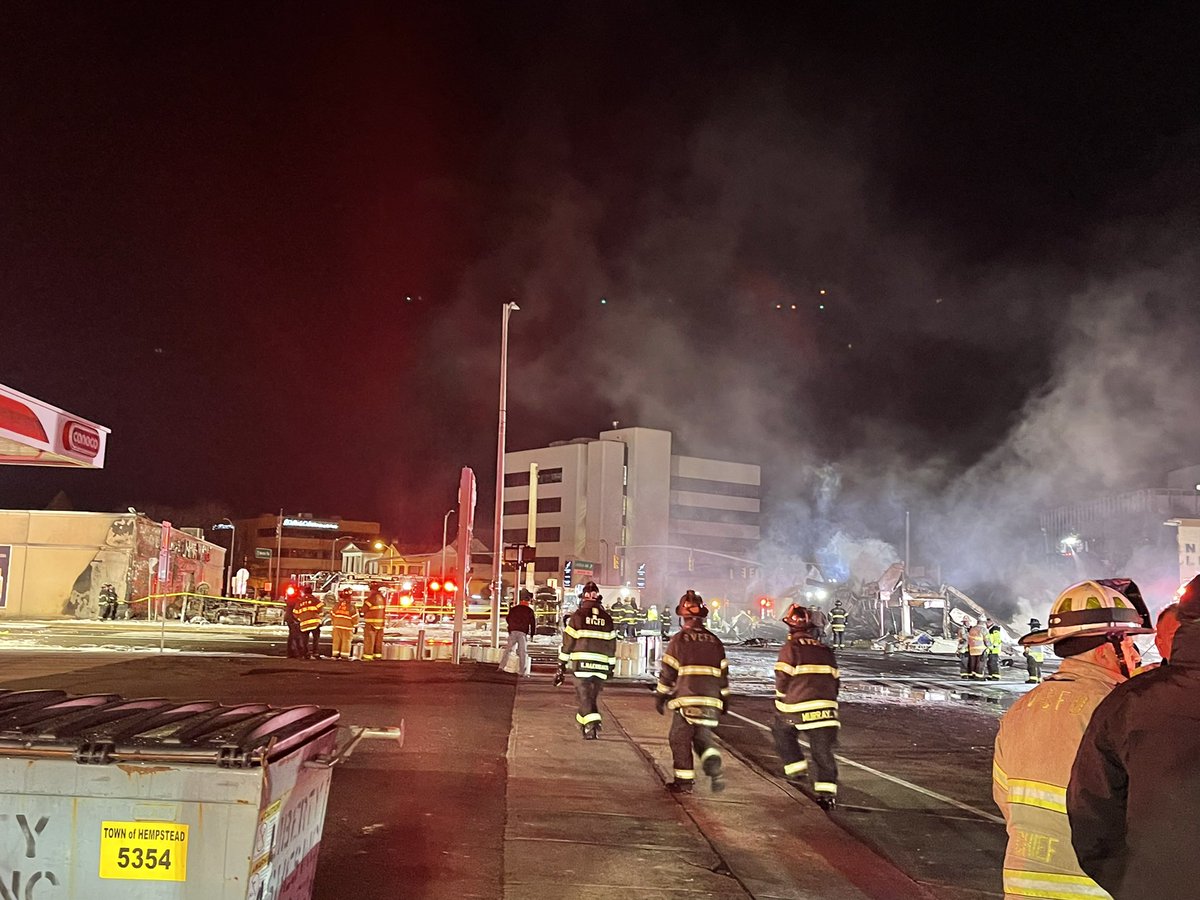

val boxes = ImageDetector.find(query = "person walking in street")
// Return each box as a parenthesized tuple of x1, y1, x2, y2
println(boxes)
(1023, 618, 1044, 683)
(993, 579, 1152, 900)
(296, 585, 324, 659)
(967, 618, 987, 678)
(361, 583, 386, 660)
(1067, 574, 1200, 900)
(829, 599, 848, 648)
(809, 604, 829, 644)
(655, 590, 730, 794)
(554, 581, 617, 739)
(498, 590, 536, 675)
(98, 582, 119, 620)
(986, 620, 1003, 680)
(330, 589, 358, 660)
(771, 603, 841, 810)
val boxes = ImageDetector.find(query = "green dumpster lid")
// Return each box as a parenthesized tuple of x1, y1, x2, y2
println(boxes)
(0, 690, 339, 768)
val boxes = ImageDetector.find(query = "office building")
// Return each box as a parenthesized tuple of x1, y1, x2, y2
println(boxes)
(502, 426, 760, 604)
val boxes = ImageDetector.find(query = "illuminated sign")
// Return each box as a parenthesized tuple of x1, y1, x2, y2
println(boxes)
(282, 517, 338, 530)
(61, 420, 101, 458)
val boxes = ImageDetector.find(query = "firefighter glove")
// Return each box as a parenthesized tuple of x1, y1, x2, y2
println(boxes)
(654, 693, 669, 715)
(553, 668, 565, 687)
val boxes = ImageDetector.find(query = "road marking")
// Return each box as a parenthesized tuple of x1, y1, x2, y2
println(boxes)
(725, 709, 1005, 825)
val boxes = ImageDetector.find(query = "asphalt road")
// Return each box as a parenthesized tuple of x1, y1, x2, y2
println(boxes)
(0, 629, 1018, 898)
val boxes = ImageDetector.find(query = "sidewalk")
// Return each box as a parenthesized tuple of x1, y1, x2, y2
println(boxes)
(504, 680, 936, 900)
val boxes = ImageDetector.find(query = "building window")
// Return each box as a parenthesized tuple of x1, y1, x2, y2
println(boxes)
(505, 497, 563, 515)
(508, 467, 564, 487)
(533, 556, 560, 572)
(502, 527, 561, 543)
(671, 476, 760, 499)
(670, 505, 761, 526)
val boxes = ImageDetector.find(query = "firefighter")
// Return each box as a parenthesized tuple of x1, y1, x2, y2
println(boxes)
(1023, 618, 1044, 683)
(554, 581, 618, 739)
(992, 579, 1152, 900)
(967, 618, 987, 678)
(361, 583, 386, 660)
(771, 603, 840, 810)
(655, 590, 730, 794)
(296, 585, 324, 659)
(957, 620, 972, 678)
(986, 620, 1003, 680)
(331, 589, 358, 659)
(98, 583, 119, 620)
(609, 596, 630, 640)
(829, 599, 848, 648)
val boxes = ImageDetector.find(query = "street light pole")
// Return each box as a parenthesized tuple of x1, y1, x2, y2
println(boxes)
(221, 517, 235, 597)
(442, 509, 455, 579)
(491, 300, 520, 648)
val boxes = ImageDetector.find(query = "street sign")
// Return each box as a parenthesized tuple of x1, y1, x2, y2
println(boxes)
(636, 562, 646, 589)
(254, 548, 272, 559)
(563, 560, 573, 588)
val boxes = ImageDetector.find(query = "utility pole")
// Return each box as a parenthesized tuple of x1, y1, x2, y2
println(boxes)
(490, 301, 519, 648)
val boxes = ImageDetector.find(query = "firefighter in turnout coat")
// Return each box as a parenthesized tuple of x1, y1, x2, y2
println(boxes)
(330, 589, 358, 659)
(772, 603, 841, 810)
(556, 582, 618, 739)
(993, 579, 1152, 900)
(656, 590, 730, 794)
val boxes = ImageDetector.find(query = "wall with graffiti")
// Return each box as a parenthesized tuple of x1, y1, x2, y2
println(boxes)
(0, 511, 225, 619)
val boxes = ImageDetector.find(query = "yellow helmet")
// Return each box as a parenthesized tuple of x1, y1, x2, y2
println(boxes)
(1021, 579, 1154, 646)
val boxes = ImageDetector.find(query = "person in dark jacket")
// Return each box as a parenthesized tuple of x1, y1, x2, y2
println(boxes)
(655, 590, 730, 794)
(772, 603, 840, 810)
(498, 590, 536, 675)
(1067, 573, 1200, 900)
(555, 582, 618, 739)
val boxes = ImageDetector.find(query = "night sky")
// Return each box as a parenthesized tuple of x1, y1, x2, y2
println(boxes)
(5, 3, 1200, 581)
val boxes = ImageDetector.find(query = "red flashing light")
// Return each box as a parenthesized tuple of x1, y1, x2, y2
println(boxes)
(758, 596, 773, 608)
(443, 579, 457, 593)
(285, 585, 296, 597)
(429, 580, 442, 592)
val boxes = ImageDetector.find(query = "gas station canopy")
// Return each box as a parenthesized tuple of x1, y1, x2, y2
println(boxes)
(0, 383, 109, 468)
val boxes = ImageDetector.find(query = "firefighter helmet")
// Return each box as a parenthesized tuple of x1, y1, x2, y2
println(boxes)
(1176, 573, 1200, 619)
(782, 603, 815, 631)
(675, 590, 708, 619)
(1021, 579, 1155, 646)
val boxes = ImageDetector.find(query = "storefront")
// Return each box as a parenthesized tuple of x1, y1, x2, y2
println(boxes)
(0, 511, 225, 619)
(0, 383, 109, 467)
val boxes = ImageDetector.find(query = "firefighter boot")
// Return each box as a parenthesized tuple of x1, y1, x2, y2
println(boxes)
(583, 723, 600, 740)
(817, 795, 837, 812)
(701, 749, 726, 793)
(667, 780, 694, 794)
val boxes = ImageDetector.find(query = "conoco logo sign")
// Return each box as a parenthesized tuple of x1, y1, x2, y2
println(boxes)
(62, 421, 101, 458)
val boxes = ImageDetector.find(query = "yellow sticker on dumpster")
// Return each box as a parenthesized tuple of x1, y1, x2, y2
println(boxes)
(99, 821, 188, 881)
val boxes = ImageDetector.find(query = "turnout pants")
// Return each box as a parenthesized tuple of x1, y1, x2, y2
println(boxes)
(331, 626, 352, 658)
(573, 675, 604, 730)
(1025, 653, 1042, 681)
(968, 651, 985, 677)
(303, 626, 321, 658)
(668, 712, 722, 783)
(831, 628, 844, 648)
(987, 652, 1000, 678)
(363, 624, 384, 660)
(771, 715, 838, 798)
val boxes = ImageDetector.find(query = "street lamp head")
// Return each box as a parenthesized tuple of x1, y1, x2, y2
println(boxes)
(509, 301, 520, 312)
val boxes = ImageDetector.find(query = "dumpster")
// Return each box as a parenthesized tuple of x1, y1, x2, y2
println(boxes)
(0, 687, 339, 899)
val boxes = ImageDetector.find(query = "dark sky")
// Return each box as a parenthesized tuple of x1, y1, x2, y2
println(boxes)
(5, 3, 1200, 569)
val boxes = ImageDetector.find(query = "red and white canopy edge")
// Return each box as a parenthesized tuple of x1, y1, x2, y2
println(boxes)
(0, 383, 109, 468)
